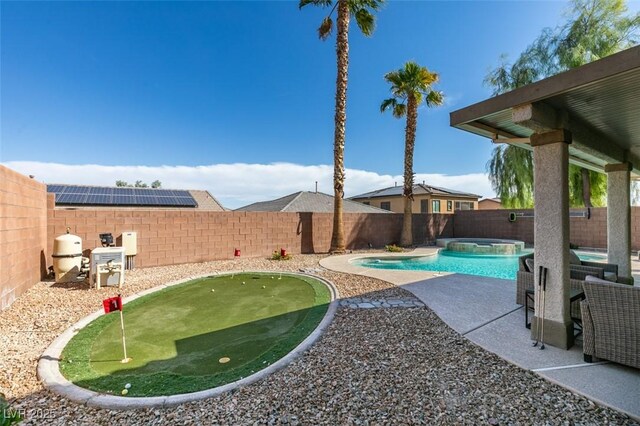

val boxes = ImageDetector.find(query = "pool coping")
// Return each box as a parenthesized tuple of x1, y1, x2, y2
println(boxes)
(37, 270, 339, 410)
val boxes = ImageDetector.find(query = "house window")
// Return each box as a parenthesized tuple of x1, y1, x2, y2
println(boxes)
(432, 200, 440, 213)
(420, 200, 428, 213)
(455, 201, 475, 211)
(447, 200, 453, 211)
(380, 201, 391, 211)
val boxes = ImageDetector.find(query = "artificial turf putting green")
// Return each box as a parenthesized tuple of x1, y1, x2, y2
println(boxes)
(60, 272, 331, 396)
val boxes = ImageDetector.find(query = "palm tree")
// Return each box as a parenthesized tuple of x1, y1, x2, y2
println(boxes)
(299, 0, 384, 253)
(381, 62, 444, 247)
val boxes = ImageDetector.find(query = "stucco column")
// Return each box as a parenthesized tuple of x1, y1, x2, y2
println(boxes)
(605, 163, 632, 279)
(531, 129, 574, 349)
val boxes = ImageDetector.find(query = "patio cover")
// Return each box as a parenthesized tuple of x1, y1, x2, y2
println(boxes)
(449, 45, 640, 350)
(450, 46, 640, 176)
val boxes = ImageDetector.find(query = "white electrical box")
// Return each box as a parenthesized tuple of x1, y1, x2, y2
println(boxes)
(91, 247, 126, 285)
(121, 231, 138, 256)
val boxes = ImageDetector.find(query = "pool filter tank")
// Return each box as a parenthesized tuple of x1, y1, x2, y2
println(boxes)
(52, 228, 89, 282)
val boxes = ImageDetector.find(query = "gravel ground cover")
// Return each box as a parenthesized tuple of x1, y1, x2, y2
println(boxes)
(1, 253, 637, 425)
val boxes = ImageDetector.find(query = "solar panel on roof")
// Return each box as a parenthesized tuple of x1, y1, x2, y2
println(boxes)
(58, 193, 85, 203)
(66, 186, 84, 194)
(175, 196, 198, 207)
(47, 184, 198, 207)
(47, 185, 65, 193)
(88, 187, 106, 195)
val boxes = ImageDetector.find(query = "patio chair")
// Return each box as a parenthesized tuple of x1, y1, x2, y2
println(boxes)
(515, 252, 608, 319)
(581, 280, 640, 369)
(568, 250, 619, 282)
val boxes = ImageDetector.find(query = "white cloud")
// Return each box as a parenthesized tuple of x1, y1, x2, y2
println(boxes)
(2, 161, 495, 209)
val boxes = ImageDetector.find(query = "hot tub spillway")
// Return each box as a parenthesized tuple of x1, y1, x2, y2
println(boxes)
(436, 238, 525, 255)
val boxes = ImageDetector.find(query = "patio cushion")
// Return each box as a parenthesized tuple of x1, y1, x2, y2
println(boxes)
(585, 275, 610, 284)
(525, 258, 535, 273)
(569, 250, 582, 265)
(604, 272, 618, 282)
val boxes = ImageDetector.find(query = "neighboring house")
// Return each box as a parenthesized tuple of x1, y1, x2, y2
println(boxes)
(46, 184, 225, 211)
(350, 183, 480, 214)
(236, 191, 391, 213)
(478, 197, 503, 210)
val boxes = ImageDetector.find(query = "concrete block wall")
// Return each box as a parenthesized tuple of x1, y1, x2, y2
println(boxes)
(47, 210, 454, 268)
(453, 207, 638, 250)
(0, 165, 48, 310)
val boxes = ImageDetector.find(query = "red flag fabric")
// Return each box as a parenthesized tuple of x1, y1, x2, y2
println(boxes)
(103, 296, 123, 314)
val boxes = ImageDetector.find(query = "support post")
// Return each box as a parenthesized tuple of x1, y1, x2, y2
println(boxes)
(530, 130, 574, 349)
(605, 162, 632, 279)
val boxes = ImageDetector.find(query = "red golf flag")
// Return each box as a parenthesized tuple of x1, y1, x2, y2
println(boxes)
(103, 296, 123, 314)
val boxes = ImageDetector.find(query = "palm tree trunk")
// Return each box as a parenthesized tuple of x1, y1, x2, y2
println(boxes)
(400, 94, 418, 247)
(330, 0, 349, 254)
(581, 167, 592, 208)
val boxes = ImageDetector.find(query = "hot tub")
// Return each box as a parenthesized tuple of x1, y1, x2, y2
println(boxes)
(436, 238, 526, 255)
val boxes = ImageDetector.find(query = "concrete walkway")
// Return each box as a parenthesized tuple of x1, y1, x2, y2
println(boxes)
(320, 250, 640, 421)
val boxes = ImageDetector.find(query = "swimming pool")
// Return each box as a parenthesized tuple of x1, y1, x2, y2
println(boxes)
(352, 250, 607, 280)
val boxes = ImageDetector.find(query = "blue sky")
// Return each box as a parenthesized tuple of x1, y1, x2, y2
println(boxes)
(2, 1, 638, 207)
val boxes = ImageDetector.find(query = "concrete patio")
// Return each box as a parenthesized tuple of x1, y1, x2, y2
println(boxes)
(320, 249, 640, 421)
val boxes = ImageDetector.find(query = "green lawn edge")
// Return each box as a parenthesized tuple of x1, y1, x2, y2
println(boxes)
(59, 272, 331, 396)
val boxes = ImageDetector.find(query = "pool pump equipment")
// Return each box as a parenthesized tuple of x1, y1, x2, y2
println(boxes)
(100, 233, 114, 247)
(91, 247, 125, 288)
(52, 228, 90, 282)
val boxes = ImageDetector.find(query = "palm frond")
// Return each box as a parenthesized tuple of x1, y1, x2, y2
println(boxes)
(299, 0, 333, 10)
(346, 0, 384, 12)
(424, 90, 444, 107)
(380, 98, 397, 113)
(392, 103, 406, 118)
(383, 72, 401, 85)
(380, 98, 406, 118)
(318, 17, 333, 40)
(354, 9, 375, 36)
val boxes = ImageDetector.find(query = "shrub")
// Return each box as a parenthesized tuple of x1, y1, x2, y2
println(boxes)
(385, 244, 403, 253)
(271, 251, 292, 261)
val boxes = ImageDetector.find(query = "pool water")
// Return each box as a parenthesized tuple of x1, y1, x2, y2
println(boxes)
(353, 250, 607, 280)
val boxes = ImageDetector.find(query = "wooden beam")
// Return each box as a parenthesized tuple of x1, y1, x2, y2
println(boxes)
(513, 102, 626, 165)
(465, 121, 521, 139)
(492, 137, 530, 144)
(530, 129, 572, 146)
(604, 162, 633, 173)
(568, 155, 606, 174)
(512, 102, 559, 132)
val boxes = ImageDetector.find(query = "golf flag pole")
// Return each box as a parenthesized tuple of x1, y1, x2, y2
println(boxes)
(119, 307, 131, 364)
(103, 294, 131, 364)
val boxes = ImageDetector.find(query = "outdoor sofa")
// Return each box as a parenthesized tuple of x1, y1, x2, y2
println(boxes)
(581, 279, 639, 369)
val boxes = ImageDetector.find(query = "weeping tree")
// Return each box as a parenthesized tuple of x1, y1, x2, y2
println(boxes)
(381, 62, 443, 246)
(485, 0, 639, 208)
(300, 0, 384, 253)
